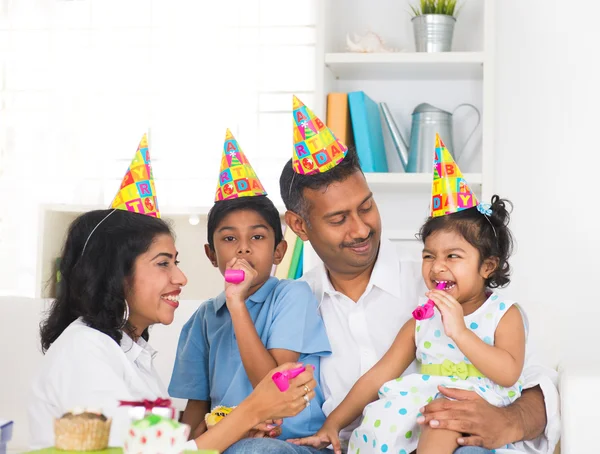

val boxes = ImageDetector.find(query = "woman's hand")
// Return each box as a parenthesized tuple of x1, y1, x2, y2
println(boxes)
(247, 419, 283, 438)
(287, 422, 342, 454)
(246, 363, 317, 422)
(190, 363, 316, 453)
(427, 289, 467, 341)
(224, 258, 258, 304)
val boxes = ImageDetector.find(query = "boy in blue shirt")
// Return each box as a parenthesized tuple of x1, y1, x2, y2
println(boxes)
(169, 130, 331, 450)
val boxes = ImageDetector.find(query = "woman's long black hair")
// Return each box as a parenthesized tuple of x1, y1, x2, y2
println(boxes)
(40, 209, 172, 353)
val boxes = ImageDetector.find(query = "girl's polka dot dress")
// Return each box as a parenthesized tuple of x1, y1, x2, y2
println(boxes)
(348, 293, 525, 454)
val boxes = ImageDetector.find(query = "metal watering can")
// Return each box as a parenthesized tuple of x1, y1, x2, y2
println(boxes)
(380, 102, 481, 173)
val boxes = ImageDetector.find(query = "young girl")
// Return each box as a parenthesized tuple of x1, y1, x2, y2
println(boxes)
(290, 194, 526, 454)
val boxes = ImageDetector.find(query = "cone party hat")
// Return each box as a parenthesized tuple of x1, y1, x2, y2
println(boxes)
(431, 133, 478, 218)
(215, 129, 267, 202)
(110, 133, 160, 217)
(292, 95, 348, 175)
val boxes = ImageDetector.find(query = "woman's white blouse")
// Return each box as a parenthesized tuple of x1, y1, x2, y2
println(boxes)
(27, 318, 188, 449)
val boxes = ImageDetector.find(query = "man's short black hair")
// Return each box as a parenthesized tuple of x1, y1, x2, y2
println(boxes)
(207, 196, 283, 251)
(279, 148, 362, 217)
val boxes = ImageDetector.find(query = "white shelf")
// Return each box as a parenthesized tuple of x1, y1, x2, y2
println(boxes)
(365, 172, 482, 186)
(325, 52, 484, 80)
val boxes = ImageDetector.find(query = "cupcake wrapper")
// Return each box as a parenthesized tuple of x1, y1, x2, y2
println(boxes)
(54, 417, 112, 451)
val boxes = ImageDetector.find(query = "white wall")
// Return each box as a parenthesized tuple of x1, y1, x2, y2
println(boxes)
(494, 0, 596, 369)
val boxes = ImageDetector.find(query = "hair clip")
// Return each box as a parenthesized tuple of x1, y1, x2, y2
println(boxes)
(477, 203, 492, 216)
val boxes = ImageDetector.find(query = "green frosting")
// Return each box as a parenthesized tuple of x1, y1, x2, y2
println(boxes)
(131, 414, 180, 430)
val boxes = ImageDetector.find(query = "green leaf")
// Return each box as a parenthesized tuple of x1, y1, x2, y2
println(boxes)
(410, 0, 461, 17)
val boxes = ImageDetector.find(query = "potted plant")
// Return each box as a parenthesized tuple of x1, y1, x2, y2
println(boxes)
(410, 0, 461, 52)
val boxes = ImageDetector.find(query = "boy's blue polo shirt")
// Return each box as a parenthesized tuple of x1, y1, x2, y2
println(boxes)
(168, 277, 332, 440)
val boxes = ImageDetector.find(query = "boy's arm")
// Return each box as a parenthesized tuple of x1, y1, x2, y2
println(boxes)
(454, 305, 525, 387)
(181, 400, 210, 438)
(229, 302, 300, 387)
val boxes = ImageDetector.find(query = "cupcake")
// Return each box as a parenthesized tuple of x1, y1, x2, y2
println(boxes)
(124, 414, 190, 454)
(54, 408, 111, 451)
(204, 405, 235, 428)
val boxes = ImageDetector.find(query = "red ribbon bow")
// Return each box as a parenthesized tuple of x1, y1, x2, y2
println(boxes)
(119, 398, 172, 411)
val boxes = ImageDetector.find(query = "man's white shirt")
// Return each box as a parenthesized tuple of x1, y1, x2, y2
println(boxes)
(302, 238, 560, 454)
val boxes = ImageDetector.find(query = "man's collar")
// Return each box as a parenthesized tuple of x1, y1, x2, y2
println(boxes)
(213, 276, 279, 312)
(317, 237, 402, 301)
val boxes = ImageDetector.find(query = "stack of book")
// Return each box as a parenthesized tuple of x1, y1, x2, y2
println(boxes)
(327, 91, 389, 172)
(273, 226, 303, 280)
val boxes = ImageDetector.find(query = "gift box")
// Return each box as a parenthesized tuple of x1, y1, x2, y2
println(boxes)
(119, 398, 177, 423)
(0, 420, 13, 454)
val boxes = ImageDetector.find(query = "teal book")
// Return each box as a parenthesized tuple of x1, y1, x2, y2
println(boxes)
(294, 246, 304, 279)
(347, 91, 389, 172)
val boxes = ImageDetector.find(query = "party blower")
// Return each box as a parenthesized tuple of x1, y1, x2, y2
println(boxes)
(412, 281, 447, 320)
(224, 269, 245, 284)
(271, 366, 306, 392)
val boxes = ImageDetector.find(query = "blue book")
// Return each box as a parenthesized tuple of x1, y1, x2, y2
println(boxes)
(347, 91, 389, 172)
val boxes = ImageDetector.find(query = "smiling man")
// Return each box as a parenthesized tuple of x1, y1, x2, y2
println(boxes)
(278, 142, 560, 454)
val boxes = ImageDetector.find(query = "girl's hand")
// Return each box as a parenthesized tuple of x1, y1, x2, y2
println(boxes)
(287, 422, 342, 454)
(246, 363, 317, 421)
(224, 258, 258, 305)
(427, 290, 467, 341)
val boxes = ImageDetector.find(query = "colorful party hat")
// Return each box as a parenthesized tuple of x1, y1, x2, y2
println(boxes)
(292, 95, 348, 175)
(431, 133, 478, 217)
(110, 133, 160, 218)
(215, 129, 267, 202)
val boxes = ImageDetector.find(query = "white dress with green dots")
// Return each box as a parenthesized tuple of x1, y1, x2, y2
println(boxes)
(348, 292, 525, 454)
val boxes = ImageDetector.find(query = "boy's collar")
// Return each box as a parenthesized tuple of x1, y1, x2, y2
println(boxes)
(213, 276, 279, 312)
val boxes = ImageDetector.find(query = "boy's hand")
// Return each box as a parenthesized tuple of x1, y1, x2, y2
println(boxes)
(427, 289, 467, 340)
(225, 257, 258, 304)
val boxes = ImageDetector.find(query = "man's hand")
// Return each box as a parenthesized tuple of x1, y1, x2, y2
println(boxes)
(287, 423, 342, 454)
(417, 386, 522, 449)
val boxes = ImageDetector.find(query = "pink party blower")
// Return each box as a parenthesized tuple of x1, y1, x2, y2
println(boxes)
(412, 281, 447, 320)
(224, 269, 245, 284)
(272, 366, 306, 392)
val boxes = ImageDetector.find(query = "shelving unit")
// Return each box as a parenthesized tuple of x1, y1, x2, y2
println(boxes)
(302, 0, 494, 269)
(365, 172, 482, 186)
(325, 52, 484, 80)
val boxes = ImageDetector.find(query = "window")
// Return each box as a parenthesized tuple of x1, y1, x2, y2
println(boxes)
(0, 0, 317, 296)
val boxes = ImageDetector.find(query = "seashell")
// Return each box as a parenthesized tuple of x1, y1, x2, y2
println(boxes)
(345, 31, 400, 53)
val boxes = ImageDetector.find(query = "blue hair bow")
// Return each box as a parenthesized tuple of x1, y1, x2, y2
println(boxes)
(477, 203, 492, 216)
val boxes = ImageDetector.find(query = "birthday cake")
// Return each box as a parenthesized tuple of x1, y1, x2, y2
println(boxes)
(123, 414, 190, 454)
(54, 408, 111, 451)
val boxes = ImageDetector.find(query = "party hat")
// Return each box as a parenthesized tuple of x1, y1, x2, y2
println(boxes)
(292, 95, 348, 175)
(110, 133, 160, 218)
(431, 133, 478, 217)
(215, 129, 267, 202)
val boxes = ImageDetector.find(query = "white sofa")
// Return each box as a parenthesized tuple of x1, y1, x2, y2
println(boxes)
(0, 297, 566, 453)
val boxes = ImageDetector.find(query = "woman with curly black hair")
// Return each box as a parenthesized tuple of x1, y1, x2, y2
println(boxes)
(28, 207, 317, 452)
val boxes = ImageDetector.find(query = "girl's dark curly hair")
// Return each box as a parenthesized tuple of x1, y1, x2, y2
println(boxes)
(418, 195, 514, 288)
(40, 209, 172, 353)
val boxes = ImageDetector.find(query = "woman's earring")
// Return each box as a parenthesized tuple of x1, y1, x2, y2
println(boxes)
(123, 300, 130, 322)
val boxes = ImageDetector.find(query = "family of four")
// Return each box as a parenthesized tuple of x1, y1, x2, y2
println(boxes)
(28, 97, 559, 454)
